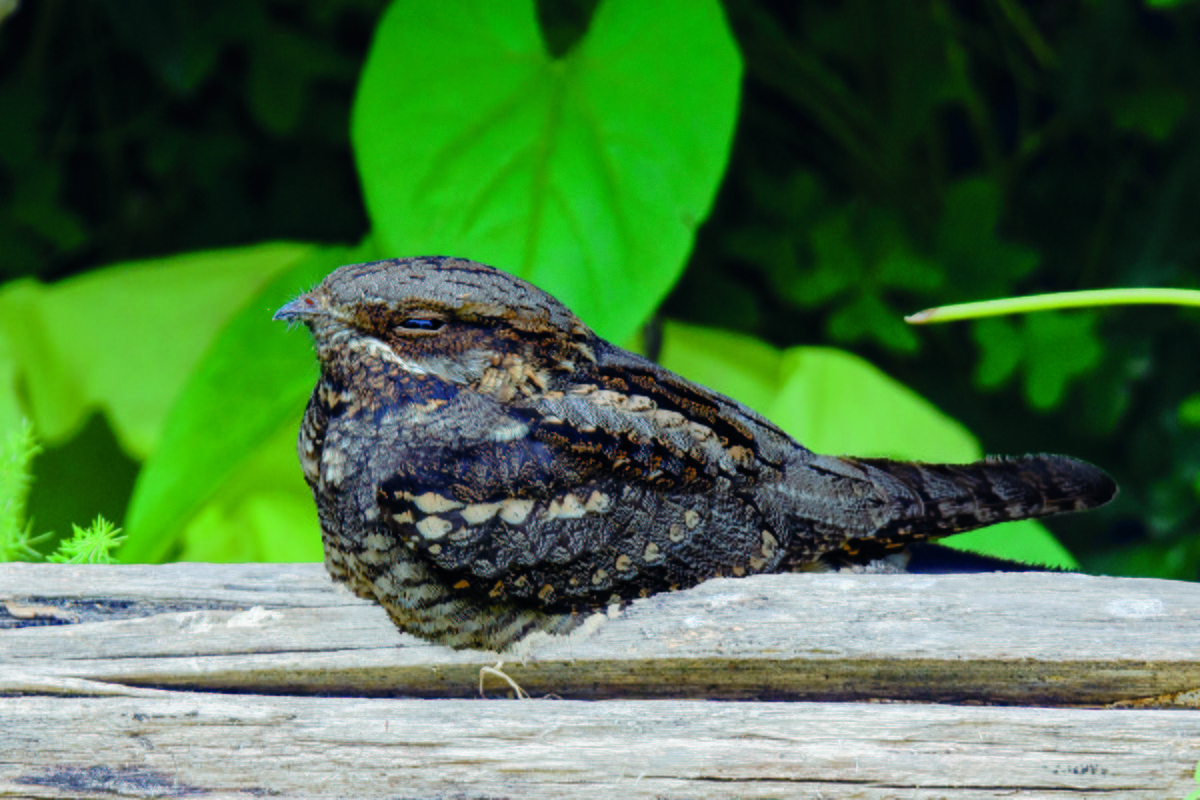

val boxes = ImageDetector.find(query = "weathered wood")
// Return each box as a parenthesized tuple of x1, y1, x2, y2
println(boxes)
(2, 563, 1199, 799)
(2, 563, 1198, 704)
(2, 694, 1198, 800)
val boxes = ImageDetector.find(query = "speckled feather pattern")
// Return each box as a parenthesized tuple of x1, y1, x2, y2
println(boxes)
(276, 257, 1118, 651)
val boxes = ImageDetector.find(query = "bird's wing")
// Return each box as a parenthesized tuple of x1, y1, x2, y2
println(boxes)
(375, 349, 788, 608)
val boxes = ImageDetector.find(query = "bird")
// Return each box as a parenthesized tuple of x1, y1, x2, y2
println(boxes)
(274, 256, 1117, 652)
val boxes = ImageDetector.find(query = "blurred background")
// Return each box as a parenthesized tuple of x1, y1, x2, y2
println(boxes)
(1, 0, 1197, 579)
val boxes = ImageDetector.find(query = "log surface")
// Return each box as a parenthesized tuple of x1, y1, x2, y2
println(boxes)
(2, 563, 1198, 799)
(3, 562, 1198, 704)
(4, 694, 1199, 800)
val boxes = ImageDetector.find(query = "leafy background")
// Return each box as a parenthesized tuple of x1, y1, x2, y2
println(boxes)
(1, 0, 1198, 579)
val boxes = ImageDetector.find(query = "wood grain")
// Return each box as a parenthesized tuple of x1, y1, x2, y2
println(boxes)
(2, 563, 1198, 799)
(3, 563, 1198, 704)
(3, 694, 1199, 799)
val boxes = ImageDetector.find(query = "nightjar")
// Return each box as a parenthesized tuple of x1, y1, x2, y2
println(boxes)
(275, 257, 1117, 652)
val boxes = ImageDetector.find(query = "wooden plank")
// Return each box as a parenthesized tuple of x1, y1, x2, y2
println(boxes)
(3, 564, 1199, 799)
(2, 694, 1198, 799)
(3, 563, 1199, 705)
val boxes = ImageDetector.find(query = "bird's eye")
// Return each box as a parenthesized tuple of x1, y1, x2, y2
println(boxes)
(397, 317, 445, 332)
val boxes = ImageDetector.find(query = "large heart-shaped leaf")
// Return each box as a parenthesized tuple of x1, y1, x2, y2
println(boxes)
(352, 0, 741, 343)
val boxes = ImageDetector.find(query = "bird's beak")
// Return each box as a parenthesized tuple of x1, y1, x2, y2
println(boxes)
(273, 293, 318, 322)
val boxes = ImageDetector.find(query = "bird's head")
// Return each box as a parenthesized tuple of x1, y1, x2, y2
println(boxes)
(274, 257, 598, 400)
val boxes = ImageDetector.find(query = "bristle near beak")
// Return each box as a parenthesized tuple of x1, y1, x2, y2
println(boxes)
(273, 293, 321, 322)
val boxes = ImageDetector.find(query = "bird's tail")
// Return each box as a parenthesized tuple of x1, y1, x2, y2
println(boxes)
(829, 454, 1117, 561)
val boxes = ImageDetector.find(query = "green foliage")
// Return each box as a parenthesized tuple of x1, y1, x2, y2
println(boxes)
(0, 1, 380, 281)
(46, 516, 126, 565)
(121, 241, 373, 562)
(0, 242, 315, 458)
(0, 421, 49, 561)
(972, 312, 1104, 411)
(0, 421, 124, 565)
(2, 0, 1198, 579)
(352, 0, 740, 344)
(1179, 394, 1200, 429)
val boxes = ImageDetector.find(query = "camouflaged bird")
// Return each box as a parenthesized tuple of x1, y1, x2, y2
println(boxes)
(275, 257, 1117, 651)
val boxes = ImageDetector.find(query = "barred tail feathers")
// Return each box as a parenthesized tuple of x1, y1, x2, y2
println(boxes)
(840, 454, 1116, 555)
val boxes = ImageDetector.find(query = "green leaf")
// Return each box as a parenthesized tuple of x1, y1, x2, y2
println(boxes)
(1145, 0, 1199, 10)
(0, 242, 314, 458)
(248, 26, 353, 134)
(971, 317, 1022, 388)
(121, 241, 377, 563)
(11, 166, 87, 253)
(660, 319, 979, 462)
(0, 332, 22, 440)
(659, 321, 1078, 569)
(0, 420, 49, 562)
(1109, 87, 1189, 142)
(1085, 536, 1200, 582)
(656, 322, 784, 417)
(969, 312, 1103, 411)
(93, 0, 239, 94)
(940, 520, 1078, 570)
(876, 244, 943, 294)
(1021, 311, 1103, 410)
(352, 0, 741, 343)
(827, 292, 921, 354)
(174, 423, 323, 563)
(937, 178, 1039, 296)
(47, 516, 126, 565)
(778, 202, 937, 352)
(768, 346, 978, 461)
(1179, 393, 1200, 429)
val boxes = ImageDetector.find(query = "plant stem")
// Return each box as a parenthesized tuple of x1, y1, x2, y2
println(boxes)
(906, 288, 1200, 324)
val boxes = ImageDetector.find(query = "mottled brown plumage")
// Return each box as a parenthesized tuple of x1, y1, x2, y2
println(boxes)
(275, 257, 1117, 651)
